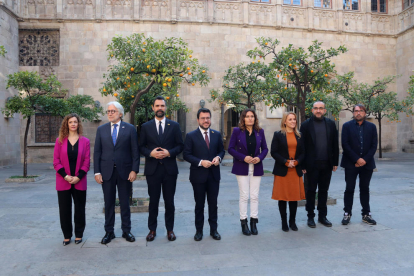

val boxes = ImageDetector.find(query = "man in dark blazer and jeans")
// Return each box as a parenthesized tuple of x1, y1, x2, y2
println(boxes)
(300, 101, 339, 228)
(341, 104, 378, 226)
(183, 108, 225, 241)
(139, 96, 184, 242)
(94, 101, 140, 244)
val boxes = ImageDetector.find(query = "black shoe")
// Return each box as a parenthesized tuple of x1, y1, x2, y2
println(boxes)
(318, 217, 333, 227)
(307, 218, 316, 228)
(122, 232, 136, 242)
(63, 239, 71, 246)
(342, 213, 351, 225)
(240, 219, 251, 236)
(210, 230, 221, 240)
(74, 238, 82, 244)
(250, 218, 258, 235)
(194, 230, 203, 241)
(362, 214, 377, 225)
(101, 232, 115, 244)
(289, 220, 298, 231)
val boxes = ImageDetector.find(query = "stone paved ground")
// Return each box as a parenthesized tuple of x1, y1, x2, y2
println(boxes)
(0, 152, 413, 275)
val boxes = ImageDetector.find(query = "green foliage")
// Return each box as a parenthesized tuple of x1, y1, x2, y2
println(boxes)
(100, 33, 210, 124)
(2, 71, 102, 120)
(0, 45, 6, 57)
(209, 61, 275, 111)
(247, 38, 347, 122)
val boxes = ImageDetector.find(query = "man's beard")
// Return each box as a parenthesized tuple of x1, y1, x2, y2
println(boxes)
(155, 110, 164, 118)
(199, 123, 211, 131)
(313, 114, 324, 121)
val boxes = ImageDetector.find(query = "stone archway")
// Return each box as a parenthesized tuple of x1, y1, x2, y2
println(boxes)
(223, 107, 240, 150)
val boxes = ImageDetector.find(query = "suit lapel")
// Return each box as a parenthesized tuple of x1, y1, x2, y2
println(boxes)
(161, 119, 172, 144)
(75, 136, 83, 174)
(114, 121, 126, 147)
(294, 134, 301, 160)
(255, 130, 261, 154)
(105, 123, 114, 148)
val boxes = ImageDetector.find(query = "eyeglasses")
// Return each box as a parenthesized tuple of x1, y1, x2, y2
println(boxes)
(313, 107, 325, 111)
(199, 118, 211, 121)
(353, 110, 365, 113)
(106, 110, 118, 114)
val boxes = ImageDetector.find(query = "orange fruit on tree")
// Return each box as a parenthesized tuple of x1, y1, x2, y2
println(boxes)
(258, 60, 260, 63)
(146, 73, 149, 76)
(252, 61, 255, 64)
(284, 87, 287, 90)
(202, 70, 205, 73)
(188, 72, 191, 75)
(166, 96, 170, 100)
(142, 49, 146, 52)
(111, 54, 114, 57)
(168, 78, 172, 82)
(147, 65, 150, 69)
(143, 42, 146, 45)
(116, 77, 120, 80)
(124, 82, 126, 84)
(176, 94, 179, 97)
(152, 69, 156, 73)
(127, 84, 130, 88)
(163, 83, 167, 87)
(277, 74, 280, 78)
(189, 55, 192, 58)
(114, 93, 118, 97)
(289, 64, 292, 66)
(179, 73, 183, 77)
(126, 76, 130, 79)
(192, 83, 195, 86)
(131, 95, 134, 98)
(265, 42, 268, 45)
(103, 88, 106, 92)
(187, 67, 190, 70)
(325, 74, 328, 77)
(124, 88, 127, 90)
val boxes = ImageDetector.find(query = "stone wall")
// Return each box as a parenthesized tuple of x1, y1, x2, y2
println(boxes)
(0, 7, 21, 166)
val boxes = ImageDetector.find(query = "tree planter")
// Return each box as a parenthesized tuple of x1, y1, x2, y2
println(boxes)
(102, 197, 150, 213)
(5, 175, 46, 183)
(298, 197, 337, 207)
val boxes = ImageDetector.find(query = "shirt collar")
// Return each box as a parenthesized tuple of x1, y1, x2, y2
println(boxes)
(155, 117, 166, 125)
(111, 120, 121, 127)
(354, 119, 365, 126)
(199, 126, 210, 135)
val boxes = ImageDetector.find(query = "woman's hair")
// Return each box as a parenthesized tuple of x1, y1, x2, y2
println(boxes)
(238, 108, 261, 132)
(280, 112, 301, 138)
(58, 113, 83, 143)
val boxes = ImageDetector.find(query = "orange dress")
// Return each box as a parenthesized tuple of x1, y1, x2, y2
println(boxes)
(271, 132, 306, 201)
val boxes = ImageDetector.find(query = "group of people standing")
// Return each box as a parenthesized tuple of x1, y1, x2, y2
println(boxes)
(53, 97, 378, 246)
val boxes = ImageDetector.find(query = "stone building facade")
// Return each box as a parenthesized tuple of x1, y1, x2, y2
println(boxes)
(0, 0, 413, 163)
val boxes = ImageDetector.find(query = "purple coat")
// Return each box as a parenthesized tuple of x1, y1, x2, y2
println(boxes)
(228, 127, 268, 176)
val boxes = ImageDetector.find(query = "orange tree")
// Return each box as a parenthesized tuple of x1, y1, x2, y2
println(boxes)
(2, 71, 102, 177)
(209, 61, 275, 111)
(0, 45, 6, 57)
(100, 34, 209, 125)
(334, 72, 414, 157)
(247, 38, 347, 123)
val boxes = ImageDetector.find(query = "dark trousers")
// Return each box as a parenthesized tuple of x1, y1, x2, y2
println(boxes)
(191, 170, 220, 232)
(146, 163, 178, 231)
(305, 161, 332, 218)
(344, 167, 373, 216)
(278, 200, 297, 221)
(102, 167, 132, 233)
(57, 185, 86, 239)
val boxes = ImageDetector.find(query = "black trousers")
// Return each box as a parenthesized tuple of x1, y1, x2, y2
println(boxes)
(146, 163, 178, 231)
(344, 167, 373, 216)
(191, 170, 220, 232)
(305, 161, 332, 218)
(57, 185, 86, 239)
(278, 200, 298, 221)
(102, 167, 132, 233)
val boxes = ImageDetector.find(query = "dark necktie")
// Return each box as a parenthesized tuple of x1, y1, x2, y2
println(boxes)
(112, 124, 118, 145)
(158, 121, 163, 138)
(204, 131, 209, 149)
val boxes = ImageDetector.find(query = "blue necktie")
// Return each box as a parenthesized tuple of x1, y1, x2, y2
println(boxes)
(158, 121, 163, 138)
(112, 124, 118, 145)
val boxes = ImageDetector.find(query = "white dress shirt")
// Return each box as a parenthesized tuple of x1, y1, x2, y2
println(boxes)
(155, 117, 166, 134)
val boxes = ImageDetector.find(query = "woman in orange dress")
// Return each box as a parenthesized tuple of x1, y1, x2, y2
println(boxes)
(271, 112, 306, 232)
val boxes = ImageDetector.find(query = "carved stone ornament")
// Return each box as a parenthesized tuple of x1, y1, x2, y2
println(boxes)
(250, 4, 272, 13)
(180, 0, 204, 9)
(283, 7, 306, 18)
(371, 15, 390, 22)
(313, 10, 335, 19)
(19, 30, 60, 67)
(343, 13, 362, 20)
(39, 66, 57, 80)
(215, 3, 239, 10)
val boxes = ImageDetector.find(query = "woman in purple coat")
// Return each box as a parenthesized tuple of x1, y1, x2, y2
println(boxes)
(228, 109, 268, 236)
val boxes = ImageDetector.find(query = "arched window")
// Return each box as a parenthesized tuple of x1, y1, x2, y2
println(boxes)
(343, 0, 359, 10)
(371, 0, 387, 12)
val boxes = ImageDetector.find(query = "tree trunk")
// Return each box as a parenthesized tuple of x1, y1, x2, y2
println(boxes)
(23, 116, 31, 178)
(378, 115, 382, 158)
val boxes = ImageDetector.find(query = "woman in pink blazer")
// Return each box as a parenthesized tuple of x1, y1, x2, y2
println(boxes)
(53, 113, 90, 246)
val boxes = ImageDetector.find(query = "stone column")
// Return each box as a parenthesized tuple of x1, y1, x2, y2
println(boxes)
(308, 0, 313, 30)
(207, 0, 214, 23)
(242, 0, 249, 27)
(170, 0, 177, 22)
(276, 0, 282, 28)
(57, 0, 63, 19)
(134, 0, 140, 21)
(96, 0, 102, 20)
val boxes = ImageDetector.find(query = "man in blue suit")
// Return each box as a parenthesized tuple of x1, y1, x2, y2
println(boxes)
(139, 96, 184, 242)
(183, 108, 225, 241)
(94, 101, 140, 244)
(340, 104, 378, 226)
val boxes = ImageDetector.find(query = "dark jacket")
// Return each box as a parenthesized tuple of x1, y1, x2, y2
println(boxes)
(271, 131, 305, 177)
(94, 121, 140, 181)
(340, 119, 378, 170)
(300, 116, 339, 171)
(139, 118, 184, 176)
(228, 127, 268, 176)
(183, 128, 225, 184)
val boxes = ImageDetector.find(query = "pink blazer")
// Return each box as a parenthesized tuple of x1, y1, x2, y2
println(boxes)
(53, 136, 90, 191)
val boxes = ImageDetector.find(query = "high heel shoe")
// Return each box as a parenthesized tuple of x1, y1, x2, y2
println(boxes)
(63, 239, 71, 246)
(75, 238, 82, 244)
